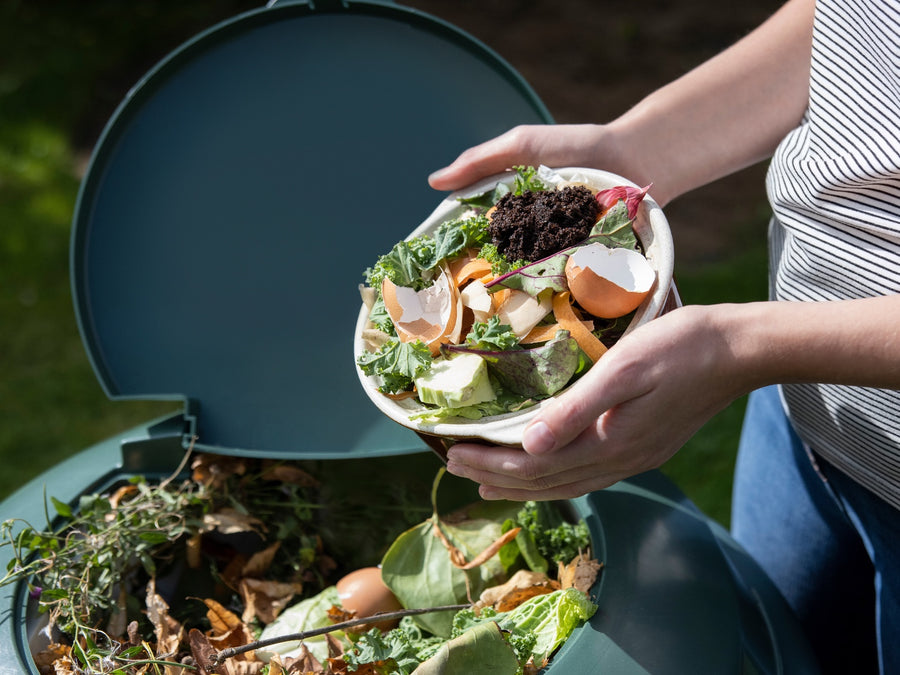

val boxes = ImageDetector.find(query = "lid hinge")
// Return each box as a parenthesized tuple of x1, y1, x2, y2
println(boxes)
(119, 401, 199, 476)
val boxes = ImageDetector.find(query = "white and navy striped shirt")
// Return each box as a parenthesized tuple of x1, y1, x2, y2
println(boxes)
(767, 0, 900, 509)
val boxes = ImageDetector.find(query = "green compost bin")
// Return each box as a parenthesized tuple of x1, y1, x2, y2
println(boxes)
(0, 1, 821, 673)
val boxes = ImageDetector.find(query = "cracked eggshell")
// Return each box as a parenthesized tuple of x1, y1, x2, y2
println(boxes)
(460, 279, 493, 323)
(565, 243, 656, 319)
(381, 266, 462, 355)
(355, 167, 675, 447)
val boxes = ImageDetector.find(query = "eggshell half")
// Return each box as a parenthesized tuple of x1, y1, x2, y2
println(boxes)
(565, 243, 656, 319)
(336, 566, 404, 631)
(381, 266, 461, 354)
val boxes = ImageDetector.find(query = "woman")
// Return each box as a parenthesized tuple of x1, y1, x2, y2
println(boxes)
(428, 0, 900, 672)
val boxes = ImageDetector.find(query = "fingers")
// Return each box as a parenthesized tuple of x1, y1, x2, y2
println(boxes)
(445, 439, 633, 501)
(428, 126, 540, 191)
(428, 124, 608, 192)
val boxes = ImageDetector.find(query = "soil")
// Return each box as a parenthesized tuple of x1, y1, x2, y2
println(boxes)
(402, 0, 785, 266)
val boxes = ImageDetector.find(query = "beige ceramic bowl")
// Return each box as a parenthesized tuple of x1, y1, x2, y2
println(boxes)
(354, 167, 676, 450)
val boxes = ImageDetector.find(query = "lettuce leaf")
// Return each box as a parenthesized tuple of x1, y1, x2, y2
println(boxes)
(256, 585, 343, 664)
(380, 472, 521, 637)
(445, 332, 580, 398)
(498, 588, 597, 663)
(413, 621, 521, 675)
(452, 589, 597, 665)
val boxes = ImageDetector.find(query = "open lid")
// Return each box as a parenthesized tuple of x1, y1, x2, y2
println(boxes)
(71, 0, 552, 459)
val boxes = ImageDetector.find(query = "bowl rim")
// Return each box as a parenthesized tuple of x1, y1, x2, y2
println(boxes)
(354, 166, 675, 447)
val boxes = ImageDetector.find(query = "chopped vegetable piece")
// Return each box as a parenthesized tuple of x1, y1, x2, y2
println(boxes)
(551, 292, 607, 363)
(415, 353, 496, 409)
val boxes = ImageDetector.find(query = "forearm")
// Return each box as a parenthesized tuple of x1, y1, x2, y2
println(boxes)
(607, 0, 815, 204)
(717, 295, 900, 392)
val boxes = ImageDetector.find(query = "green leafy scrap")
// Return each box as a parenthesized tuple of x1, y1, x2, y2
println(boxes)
(514, 501, 591, 566)
(464, 316, 520, 352)
(476, 242, 527, 277)
(456, 166, 549, 211)
(511, 165, 547, 195)
(343, 627, 422, 675)
(364, 215, 489, 292)
(357, 338, 433, 394)
(589, 200, 640, 251)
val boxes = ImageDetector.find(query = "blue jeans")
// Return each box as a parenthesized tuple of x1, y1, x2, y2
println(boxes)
(731, 385, 900, 675)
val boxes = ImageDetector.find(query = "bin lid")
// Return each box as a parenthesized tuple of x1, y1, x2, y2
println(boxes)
(71, 0, 552, 459)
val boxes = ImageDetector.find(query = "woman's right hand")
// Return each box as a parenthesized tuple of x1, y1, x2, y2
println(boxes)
(427, 124, 635, 193)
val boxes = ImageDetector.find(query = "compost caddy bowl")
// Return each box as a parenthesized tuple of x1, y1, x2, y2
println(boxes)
(0, 1, 819, 673)
(355, 166, 675, 447)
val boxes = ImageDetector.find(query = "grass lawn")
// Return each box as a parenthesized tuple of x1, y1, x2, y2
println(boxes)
(0, 2, 769, 527)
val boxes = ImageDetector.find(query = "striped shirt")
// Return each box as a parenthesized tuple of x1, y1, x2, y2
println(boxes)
(766, 0, 900, 509)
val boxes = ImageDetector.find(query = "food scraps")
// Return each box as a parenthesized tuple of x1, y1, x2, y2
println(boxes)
(1, 455, 600, 675)
(357, 165, 655, 421)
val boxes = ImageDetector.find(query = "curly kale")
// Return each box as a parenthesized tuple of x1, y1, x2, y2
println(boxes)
(357, 338, 432, 394)
(516, 501, 591, 565)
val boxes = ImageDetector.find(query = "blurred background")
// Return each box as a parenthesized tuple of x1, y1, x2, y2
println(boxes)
(0, 0, 782, 524)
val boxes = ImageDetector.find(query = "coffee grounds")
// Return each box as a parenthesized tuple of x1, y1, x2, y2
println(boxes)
(488, 186, 599, 262)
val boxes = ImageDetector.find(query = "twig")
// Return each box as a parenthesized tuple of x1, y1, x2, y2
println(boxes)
(211, 603, 470, 666)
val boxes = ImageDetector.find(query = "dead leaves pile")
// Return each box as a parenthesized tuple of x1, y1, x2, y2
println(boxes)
(32, 455, 329, 675)
(29, 454, 603, 675)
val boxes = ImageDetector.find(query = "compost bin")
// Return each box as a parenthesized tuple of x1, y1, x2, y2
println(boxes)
(0, 1, 820, 673)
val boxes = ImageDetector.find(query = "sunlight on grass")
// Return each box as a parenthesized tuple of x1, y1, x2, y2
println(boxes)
(0, 121, 175, 500)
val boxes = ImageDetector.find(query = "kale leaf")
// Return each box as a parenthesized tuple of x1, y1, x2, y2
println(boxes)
(357, 338, 433, 394)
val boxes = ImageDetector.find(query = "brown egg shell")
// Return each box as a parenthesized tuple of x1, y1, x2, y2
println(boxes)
(336, 566, 404, 630)
(564, 245, 655, 319)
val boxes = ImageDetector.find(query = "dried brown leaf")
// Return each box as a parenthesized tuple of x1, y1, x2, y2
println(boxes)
(280, 643, 326, 674)
(557, 553, 604, 594)
(51, 656, 77, 675)
(189, 627, 221, 675)
(203, 597, 244, 636)
(267, 656, 288, 675)
(146, 579, 184, 657)
(477, 569, 560, 612)
(192, 455, 248, 489)
(202, 508, 267, 536)
(32, 642, 71, 672)
(325, 632, 345, 659)
(209, 624, 257, 662)
(326, 604, 356, 625)
(241, 541, 281, 578)
(221, 658, 265, 675)
(220, 551, 251, 591)
(239, 577, 304, 624)
(261, 462, 321, 488)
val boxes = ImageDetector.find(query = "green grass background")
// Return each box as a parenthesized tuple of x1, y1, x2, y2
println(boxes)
(0, 2, 769, 527)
